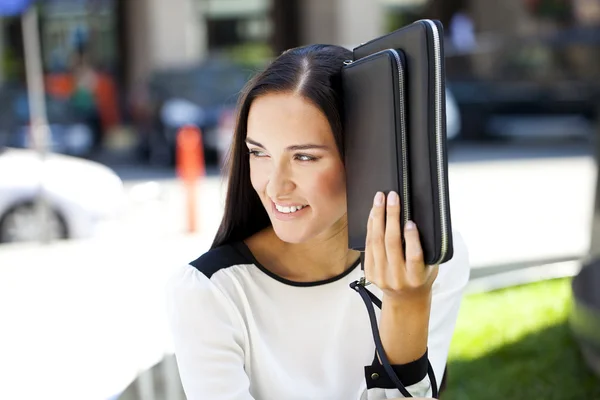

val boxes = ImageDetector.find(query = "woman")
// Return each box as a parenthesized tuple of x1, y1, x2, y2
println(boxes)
(166, 44, 470, 399)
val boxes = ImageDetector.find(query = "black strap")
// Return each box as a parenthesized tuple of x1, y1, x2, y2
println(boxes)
(350, 279, 439, 398)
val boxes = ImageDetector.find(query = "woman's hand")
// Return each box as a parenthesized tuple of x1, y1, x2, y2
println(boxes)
(364, 191, 438, 303)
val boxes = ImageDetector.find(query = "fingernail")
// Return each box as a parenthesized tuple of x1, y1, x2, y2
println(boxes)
(374, 192, 384, 206)
(405, 220, 416, 230)
(388, 191, 398, 206)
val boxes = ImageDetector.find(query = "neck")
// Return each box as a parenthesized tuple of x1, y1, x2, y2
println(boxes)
(249, 220, 361, 283)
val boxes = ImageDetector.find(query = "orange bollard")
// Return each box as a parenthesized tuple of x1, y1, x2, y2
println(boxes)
(176, 125, 205, 233)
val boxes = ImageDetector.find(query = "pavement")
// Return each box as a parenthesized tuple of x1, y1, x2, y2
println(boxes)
(0, 139, 596, 399)
(0, 232, 213, 400)
(103, 139, 597, 272)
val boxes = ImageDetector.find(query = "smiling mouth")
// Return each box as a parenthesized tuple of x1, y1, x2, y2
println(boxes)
(274, 204, 307, 214)
(270, 199, 309, 215)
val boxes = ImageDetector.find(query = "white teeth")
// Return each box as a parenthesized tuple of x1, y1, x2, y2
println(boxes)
(275, 204, 306, 213)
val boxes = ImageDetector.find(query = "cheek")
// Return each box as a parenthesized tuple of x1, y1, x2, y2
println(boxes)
(249, 163, 268, 193)
(308, 165, 347, 208)
(249, 161, 276, 201)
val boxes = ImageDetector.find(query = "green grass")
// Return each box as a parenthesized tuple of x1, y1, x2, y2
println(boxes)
(444, 278, 600, 399)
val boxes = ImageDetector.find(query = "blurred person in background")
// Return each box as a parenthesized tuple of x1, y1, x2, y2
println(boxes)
(448, 8, 476, 77)
(69, 44, 102, 152)
(449, 8, 476, 54)
(166, 44, 470, 399)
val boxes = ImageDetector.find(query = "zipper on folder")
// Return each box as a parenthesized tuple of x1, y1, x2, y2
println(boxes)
(387, 49, 410, 228)
(420, 19, 449, 264)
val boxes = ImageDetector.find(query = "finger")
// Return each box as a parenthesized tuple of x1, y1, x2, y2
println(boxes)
(384, 191, 404, 266)
(370, 191, 387, 269)
(404, 220, 425, 273)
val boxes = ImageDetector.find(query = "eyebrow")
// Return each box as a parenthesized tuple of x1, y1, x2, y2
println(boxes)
(245, 138, 330, 151)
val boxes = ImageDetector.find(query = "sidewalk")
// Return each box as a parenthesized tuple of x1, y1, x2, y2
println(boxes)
(114, 153, 595, 272)
(0, 233, 210, 400)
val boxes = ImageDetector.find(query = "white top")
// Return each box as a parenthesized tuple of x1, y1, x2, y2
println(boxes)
(165, 232, 470, 400)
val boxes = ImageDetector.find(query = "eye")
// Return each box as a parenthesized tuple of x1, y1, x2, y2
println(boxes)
(248, 149, 268, 158)
(294, 154, 318, 162)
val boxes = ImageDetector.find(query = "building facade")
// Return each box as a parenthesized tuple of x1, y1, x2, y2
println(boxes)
(5, 0, 597, 148)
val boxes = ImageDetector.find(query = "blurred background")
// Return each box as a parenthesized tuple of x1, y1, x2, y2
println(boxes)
(2, 0, 600, 399)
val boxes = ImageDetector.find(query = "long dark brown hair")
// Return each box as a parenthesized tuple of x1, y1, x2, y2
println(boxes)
(211, 44, 352, 249)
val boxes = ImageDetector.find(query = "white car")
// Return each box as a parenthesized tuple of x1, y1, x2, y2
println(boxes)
(0, 147, 125, 243)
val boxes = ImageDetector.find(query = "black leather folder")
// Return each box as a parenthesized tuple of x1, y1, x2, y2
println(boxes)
(343, 19, 453, 265)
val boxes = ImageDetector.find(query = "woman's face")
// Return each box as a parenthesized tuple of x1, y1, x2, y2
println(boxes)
(246, 92, 347, 244)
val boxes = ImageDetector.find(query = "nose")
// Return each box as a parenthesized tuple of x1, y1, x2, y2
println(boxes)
(266, 161, 296, 199)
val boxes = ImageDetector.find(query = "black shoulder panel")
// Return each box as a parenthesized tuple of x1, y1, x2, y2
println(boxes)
(189, 243, 251, 279)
